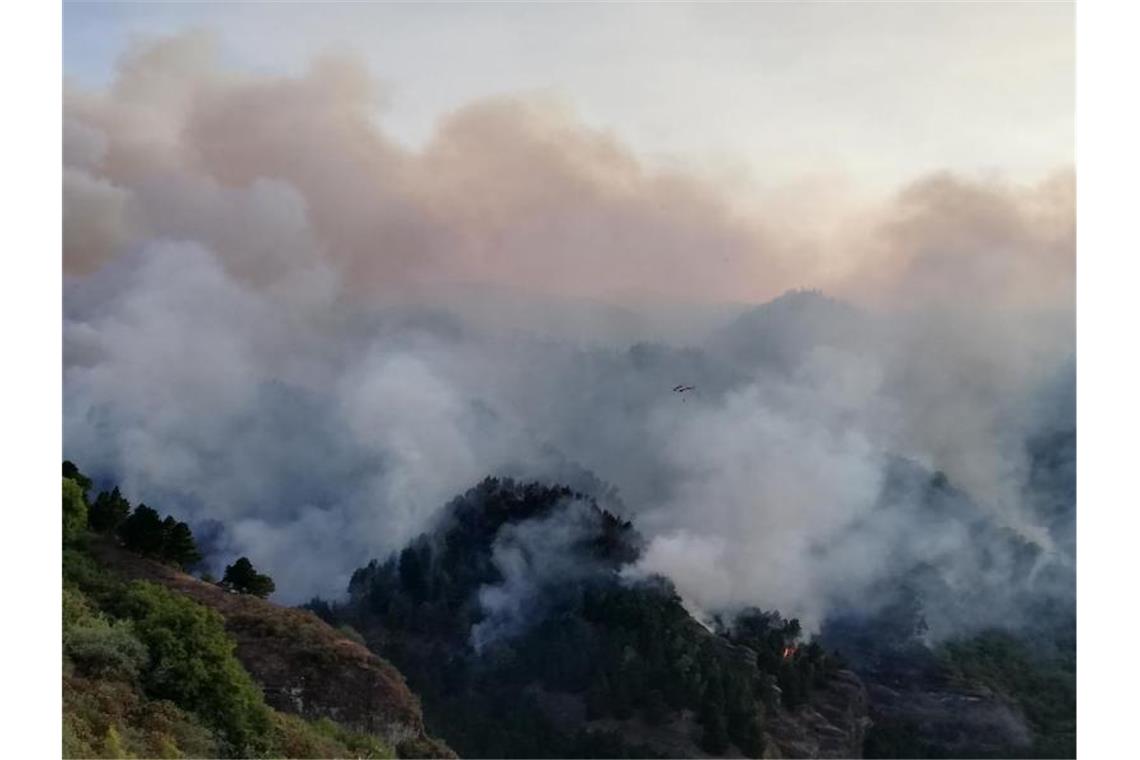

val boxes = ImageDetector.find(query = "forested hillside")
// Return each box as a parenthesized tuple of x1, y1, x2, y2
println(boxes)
(307, 478, 867, 758)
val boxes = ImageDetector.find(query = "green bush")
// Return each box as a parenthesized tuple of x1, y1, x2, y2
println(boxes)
(63, 461, 92, 495)
(116, 581, 274, 756)
(63, 585, 96, 629)
(64, 548, 123, 606)
(62, 576, 397, 759)
(269, 713, 394, 759)
(63, 672, 222, 759)
(64, 617, 149, 682)
(63, 478, 88, 545)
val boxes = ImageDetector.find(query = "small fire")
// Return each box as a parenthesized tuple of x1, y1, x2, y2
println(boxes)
(781, 646, 798, 660)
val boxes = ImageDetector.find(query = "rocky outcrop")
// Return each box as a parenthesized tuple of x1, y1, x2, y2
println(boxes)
(864, 678, 1031, 756)
(90, 540, 455, 758)
(765, 670, 870, 759)
(528, 669, 870, 760)
(524, 658, 870, 759)
(842, 638, 1034, 757)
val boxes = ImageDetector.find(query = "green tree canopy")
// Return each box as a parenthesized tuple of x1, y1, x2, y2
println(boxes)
(63, 461, 93, 496)
(222, 557, 276, 598)
(119, 504, 167, 557)
(118, 581, 273, 755)
(163, 520, 202, 570)
(88, 486, 131, 533)
(63, 478, 88, 545)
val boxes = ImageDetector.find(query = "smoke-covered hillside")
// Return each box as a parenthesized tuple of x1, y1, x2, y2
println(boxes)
(64, 36, 1074, 638)
(310, 478, 859, 758)
(65, 274, 1075, 639)
(305, 474, 1072, 758)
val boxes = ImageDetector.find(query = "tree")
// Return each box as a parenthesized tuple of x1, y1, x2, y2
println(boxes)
(63, 461, 92, 496)
(398, 544, 429, 601)
(700, 695, 730, 754)
(700, 670, 730, 754)
(119, 504, 166, 556)
(89, 487, 131, 533)
(63, 478, 88, 545)
(163, 520, 202, 570)
(222, 557, 276, 598)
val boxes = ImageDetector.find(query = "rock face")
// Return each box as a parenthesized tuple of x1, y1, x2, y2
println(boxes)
(861, 669, 1032, 756)
(765, 670, 869, 759)
(832, 633, 1034, 757)
(90, 540, 454, 758)
(524, 670, 870, 760)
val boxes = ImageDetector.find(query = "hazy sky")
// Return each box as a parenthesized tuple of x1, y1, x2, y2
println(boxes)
(64, 1, 1073, 195)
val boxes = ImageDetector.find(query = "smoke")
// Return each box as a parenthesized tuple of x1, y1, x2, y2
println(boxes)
(471, 498, 616, 652)
(64, 33, 1074, 638)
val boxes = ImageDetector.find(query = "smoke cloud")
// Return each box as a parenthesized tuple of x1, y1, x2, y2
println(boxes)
(64, 34, 1074, 637)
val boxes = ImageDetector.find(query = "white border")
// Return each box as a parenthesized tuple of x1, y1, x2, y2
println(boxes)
(1077, 1, 1140, 758)
(1, 0, 62, 752)
(5, 0, 1133, 754)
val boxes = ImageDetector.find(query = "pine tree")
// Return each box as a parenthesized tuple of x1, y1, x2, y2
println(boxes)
(120, 504, 166, 556)
(89, 487, 131, 533)
(163, 521, 202, 569)
(222, 557, 276, 598)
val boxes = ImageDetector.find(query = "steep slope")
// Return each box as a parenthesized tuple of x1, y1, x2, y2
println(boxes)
(320, 478, 868, 758)
(87, 537, 454, 758)
(817, 460, 1075, 758)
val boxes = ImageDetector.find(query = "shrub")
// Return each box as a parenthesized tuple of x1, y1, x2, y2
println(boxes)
(64, 548, 123, 603)
(63, 478, 88, 545)
(269, 713, 394, 759)
(63, 461, 92, 495)
(64, 618, 149, 682)
(63, 586, 96, 629)
(117, 581, 273, 755)
(62, 672, 222, 759)
(337, 624, 367, 646)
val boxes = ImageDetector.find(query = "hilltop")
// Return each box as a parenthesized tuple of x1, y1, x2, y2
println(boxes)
(312, 478, 871, 758)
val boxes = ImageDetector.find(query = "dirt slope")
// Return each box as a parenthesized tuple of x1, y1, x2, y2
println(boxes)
(90, 539, 455, 758)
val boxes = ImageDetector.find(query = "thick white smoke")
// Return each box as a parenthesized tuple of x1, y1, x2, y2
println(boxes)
(64, 34, 1074, 636)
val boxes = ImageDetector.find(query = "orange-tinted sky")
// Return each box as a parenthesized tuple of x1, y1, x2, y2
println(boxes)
(64, 2, 1073, 194)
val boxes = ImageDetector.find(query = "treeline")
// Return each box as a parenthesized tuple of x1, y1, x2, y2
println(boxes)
(64, 461, 201, 570)
(63, 461, 274, 597)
